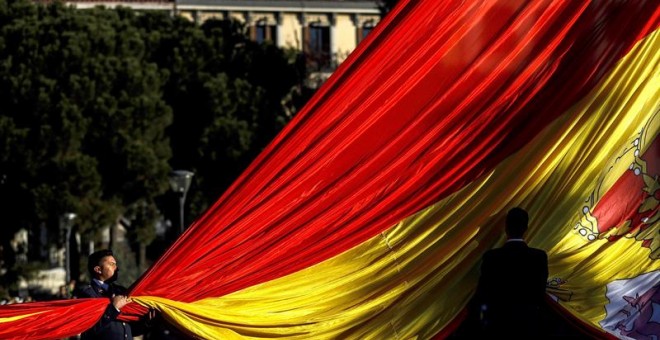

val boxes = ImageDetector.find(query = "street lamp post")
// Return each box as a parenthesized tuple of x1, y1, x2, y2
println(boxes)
(61, 212, 77, 284)
(169, 170, 194, 236)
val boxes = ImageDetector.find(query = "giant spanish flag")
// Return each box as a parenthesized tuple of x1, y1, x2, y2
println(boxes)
(1, 0, 659, 339)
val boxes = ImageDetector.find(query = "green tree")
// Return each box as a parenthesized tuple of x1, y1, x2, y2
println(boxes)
(132, 15, 306, 220)
(377, 0, 400, 16)
(0, 0, 309, 294)
(0, 1, 171, 290)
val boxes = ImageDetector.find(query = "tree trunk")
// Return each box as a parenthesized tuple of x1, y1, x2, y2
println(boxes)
(139, 243, 147, 273)
(109, 219, 118, 250)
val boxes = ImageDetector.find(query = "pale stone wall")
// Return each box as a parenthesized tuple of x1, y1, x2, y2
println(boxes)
(66, 1, 381, 86)
(180, 10, 380, 60)
(27, 267, 66, 296)
(280, 12, 302, 50)
(334, 14, 356, 63)
(198, 11, 225, 22)
(250, 12, 277, 25)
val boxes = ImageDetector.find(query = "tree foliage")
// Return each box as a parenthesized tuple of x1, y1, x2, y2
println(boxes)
(143, 17, 305, 218)
(0, 0, 307, 291)
(376, 0, 400, 16)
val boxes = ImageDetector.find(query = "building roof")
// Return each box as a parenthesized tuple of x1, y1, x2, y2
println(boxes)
(63, 0, 380, 14)
(176, 0, 379, 13)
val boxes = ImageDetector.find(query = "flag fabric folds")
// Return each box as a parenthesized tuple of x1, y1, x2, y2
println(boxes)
(0, 0, 659, 339)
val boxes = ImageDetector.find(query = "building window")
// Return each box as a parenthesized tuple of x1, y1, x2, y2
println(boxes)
(362, 26, 373, 40)
(251, 20, 277, 45)
(310, 25, 330, 56)
(305, 23, 331, 69)
(357, 20, 375, 43)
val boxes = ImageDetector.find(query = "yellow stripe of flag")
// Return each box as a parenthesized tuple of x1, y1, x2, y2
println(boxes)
(133, 28, 660, 339)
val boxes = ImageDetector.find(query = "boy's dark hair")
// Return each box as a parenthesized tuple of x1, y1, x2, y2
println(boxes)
(505, 207, 529, 238)
(87, 249, 114, 277)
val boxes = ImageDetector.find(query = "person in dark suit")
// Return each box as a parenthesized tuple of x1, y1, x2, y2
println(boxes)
(474, 207, 549, 337)
(76, 249, 151, 340)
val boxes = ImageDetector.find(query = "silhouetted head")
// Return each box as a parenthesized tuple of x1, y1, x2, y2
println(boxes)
(88, 249, 118, 283)
(505, 207, 528, 239)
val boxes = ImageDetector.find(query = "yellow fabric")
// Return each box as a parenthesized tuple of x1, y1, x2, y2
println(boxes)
(133, 29, 660, 339)
(0, 312, 42, 323)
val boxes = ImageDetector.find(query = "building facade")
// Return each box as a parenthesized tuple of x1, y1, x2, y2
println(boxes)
(66, 0, 382, 85)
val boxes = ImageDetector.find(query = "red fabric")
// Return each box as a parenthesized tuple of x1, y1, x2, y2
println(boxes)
(1, 1, 658, 338)
(591, 134, 660, 241)
(130, 0, 659, 305)
(0, 299, 106, 339)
